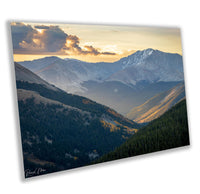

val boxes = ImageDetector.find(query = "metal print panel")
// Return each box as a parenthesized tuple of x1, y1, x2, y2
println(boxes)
(10, 22, 190, 178)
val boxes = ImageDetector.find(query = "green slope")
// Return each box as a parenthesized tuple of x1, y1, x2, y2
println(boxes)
(96, 99, 189, 163)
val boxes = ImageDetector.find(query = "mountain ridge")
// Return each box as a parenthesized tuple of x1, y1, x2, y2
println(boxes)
(15, 62, 59, 91)
(17, 48, 185, 115)
(17, 48, 182, 64)
(126, 82, 185, 123)
(18, 48, 184, 93)
(108, 48, 183, 84)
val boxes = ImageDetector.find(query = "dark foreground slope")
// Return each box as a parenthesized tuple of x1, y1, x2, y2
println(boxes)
(14, 63, 139, 178)
(96, 100, 189, 163)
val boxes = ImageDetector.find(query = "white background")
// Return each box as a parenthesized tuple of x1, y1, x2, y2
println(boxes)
(0, 0, 199, 193)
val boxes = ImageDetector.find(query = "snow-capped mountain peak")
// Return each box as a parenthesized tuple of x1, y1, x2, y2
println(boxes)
(108, 48, 183, 84)
(118, 48, 156, 69)
(19, 48, 184, 93)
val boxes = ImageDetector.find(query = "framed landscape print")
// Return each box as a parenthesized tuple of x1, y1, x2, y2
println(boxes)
(10, 22, 190, 178)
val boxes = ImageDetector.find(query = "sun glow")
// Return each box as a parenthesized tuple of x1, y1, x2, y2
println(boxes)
(37, 29, 44, 34)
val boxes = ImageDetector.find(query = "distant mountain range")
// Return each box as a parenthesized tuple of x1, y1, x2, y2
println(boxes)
(18, 49, 185, 115)
(19, 49, 184, 92)
(14, 62, 140, 177)
(19, 56, 122, 93)
(126, 82, 186, 123)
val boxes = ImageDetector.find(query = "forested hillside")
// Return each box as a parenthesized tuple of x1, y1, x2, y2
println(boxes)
(96, 100, 189, 163)
(16, 80, 139, 128)
(15, 63, 140, 177)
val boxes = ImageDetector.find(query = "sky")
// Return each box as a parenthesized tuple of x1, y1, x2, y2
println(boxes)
(11, 22, 183, 62)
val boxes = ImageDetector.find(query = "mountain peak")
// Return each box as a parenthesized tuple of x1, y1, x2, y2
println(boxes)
(143, 48, 155, 55)
(116, 48, 157, 69)
(110, 48, 184, 84)
(64, 58, 85, 63)
(136, 48, 155, 58)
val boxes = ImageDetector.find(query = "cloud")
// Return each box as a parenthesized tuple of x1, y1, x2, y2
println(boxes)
(83, 45, 100, 55)
(64, 35, 116, 56)
(42, 26, 67, 52)
(64, 35, 81, 51)
(11, 23, 68, 54)
(34, 25, 50, 29)
(101, 51, 116, 55)
(11, 22, 37, 50)
(11, 22, 116, 56)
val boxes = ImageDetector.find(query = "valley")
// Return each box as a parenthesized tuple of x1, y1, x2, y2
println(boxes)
(96, 99, 190, 163)
(18, 49, 185, 115)
(126, 82, 185, 123)
(14, 48, 189, 177)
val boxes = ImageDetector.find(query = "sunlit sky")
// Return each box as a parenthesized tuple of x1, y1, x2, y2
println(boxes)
(11, 22, 182, 62)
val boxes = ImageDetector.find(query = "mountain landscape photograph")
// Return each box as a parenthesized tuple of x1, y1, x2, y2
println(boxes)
(11, 22, 189, 178)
